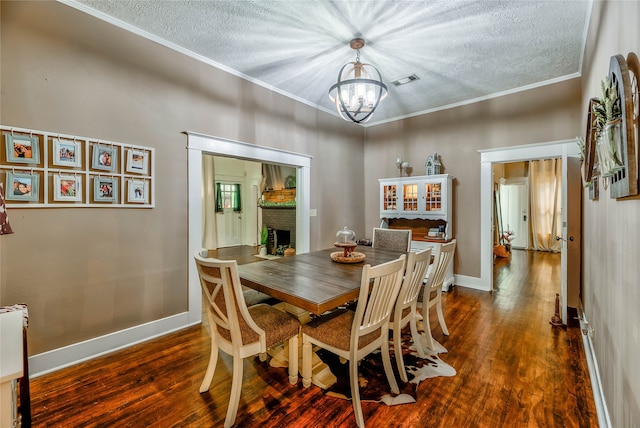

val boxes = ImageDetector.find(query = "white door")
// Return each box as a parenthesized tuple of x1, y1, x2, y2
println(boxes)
(499, 182, 529, 249)
(216, 182, 243, 248)
(560, 156, 582, 322)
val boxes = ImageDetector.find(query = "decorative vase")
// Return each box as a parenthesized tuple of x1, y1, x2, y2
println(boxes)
(596, 119, 624, 177)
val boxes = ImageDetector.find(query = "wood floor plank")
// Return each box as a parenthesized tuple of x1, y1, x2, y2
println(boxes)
(28, 247, 598, 427)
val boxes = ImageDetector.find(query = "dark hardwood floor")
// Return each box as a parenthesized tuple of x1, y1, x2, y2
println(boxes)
(29, 247, 598, 427)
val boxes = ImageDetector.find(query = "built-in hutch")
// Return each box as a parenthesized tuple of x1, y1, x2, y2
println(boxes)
(379, 174, 454, 290)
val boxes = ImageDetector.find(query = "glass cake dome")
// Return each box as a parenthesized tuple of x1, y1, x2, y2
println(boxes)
(336, 226, 356, 244)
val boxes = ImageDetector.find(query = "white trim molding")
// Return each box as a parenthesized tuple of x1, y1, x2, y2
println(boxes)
(186, 131, 312, 326)
(577, 309, 612, 428)
(30, 313, 193, 377)
(478, 139, 579, 292)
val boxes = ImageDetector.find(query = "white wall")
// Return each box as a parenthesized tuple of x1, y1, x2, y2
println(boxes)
(581, 1, 640, 426)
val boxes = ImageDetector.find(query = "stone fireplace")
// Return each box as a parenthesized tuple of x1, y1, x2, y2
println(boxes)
(261, 206, 296, 255)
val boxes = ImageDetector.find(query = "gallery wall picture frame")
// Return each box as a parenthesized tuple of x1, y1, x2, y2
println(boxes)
(5, 133, 40, 164)
(5, 172, 39, 201)
(94, 177, 118, 202)
(53, 138, 82, 167)
(92, 145, 118, 172)
(53, 174, 82, 202)
(126, 149, 148, 175)
(127, 179, 148, 203)
(2, 124, 154, 208)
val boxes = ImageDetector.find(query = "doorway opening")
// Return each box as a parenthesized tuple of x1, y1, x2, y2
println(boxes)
(186, 132, 312, 324)
(493, 159, 564, 297)
(479, 140, 581, 324)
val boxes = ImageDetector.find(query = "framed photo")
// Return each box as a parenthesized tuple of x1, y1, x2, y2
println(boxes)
(5, 134, 40, 164)
(5, 172, 39, 201)
(126, 149, 148, 175)
(53, 138, 82, 167)
(92, 145, 117, 172)
(127, 179, 148, 203)
(94, 177, 118, 202)
(53, 174, 82, 201)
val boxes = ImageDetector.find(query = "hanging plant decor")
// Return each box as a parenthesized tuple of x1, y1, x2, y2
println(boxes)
(593, 76, 624, 178)
(590, 54, 638, 198)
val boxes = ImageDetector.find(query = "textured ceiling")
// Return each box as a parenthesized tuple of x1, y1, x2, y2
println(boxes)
(64, 0, 592, 126)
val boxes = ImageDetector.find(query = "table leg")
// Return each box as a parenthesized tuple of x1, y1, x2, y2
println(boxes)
(269, 303, 337, 389)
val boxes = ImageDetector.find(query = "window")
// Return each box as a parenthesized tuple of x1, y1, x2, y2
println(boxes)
(215, 183, 242, 212)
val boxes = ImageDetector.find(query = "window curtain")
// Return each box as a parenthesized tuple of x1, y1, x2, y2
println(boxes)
(202, 155, 218, 249)
(232, 184, 242, 212)
(215, 183, 223, 213)
(529, 159, 562, 252)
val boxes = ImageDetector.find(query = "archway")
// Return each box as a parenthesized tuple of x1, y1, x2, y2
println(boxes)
(186, 131, 312, 324)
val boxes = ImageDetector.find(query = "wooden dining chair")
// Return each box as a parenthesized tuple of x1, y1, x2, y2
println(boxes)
(301, 255, 406, 428)
(372, 227, 412, 252)
(389, 248, 432, 382)
(194, 252, 300, 428)
(418, 239, 456, 351)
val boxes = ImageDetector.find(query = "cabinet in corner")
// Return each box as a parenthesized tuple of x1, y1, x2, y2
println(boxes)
(379, 174, 453, 238)
(379, 174, 455, 291)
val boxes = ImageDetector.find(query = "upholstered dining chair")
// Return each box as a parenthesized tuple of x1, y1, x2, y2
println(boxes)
(372, 227, 412, 252)
(301, 255, 406, 428)
(194, 251, 300, 428)
(418, 239, 456, 352)
(389, 248, 432, 382)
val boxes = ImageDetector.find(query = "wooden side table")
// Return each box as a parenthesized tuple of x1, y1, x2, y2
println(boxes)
(0, 304, 30, 428)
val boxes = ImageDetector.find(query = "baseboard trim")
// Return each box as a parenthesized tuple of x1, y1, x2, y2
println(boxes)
(29, 312, 197, 377)
(577, 309, 612, 428)
(452, 274, 490, 291)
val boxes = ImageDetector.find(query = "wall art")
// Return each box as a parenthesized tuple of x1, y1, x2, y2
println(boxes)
(5, 172, 39, 201)
(5, 133, 40, 164)
(53, 138, 82, 167)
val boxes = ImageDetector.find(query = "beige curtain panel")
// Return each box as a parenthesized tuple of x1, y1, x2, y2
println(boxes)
(528, 159, 562, 253)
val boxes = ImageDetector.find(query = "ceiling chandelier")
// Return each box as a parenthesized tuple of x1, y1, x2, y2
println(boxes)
(329, 38, 388, 124)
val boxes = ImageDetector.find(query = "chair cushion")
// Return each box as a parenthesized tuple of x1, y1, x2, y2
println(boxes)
(249, 304, 300, 348)
(302, 309, 381, 351)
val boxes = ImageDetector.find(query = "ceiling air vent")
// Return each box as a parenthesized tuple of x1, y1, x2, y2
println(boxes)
(390, 74, 420, 86)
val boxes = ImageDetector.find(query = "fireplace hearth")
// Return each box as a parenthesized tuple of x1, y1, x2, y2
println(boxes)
(261, 206, 296, 255)
(268, 228, 291, 255)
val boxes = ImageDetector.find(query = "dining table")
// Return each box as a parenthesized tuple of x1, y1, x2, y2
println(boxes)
(237, 246, 406, 315)
(237, 245, 406, 388)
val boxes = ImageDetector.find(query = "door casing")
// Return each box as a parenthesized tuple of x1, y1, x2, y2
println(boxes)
(480, 140, 581, 324)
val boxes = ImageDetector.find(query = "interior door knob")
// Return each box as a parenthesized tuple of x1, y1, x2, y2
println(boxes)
(569, 236, 574, 241)
(555, 236, 562, 241)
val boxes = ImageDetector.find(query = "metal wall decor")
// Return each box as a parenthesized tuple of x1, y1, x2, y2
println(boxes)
(628, 52, 640, 194)
(607, 54, 637, 199)
(587, 53, 639, 200)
